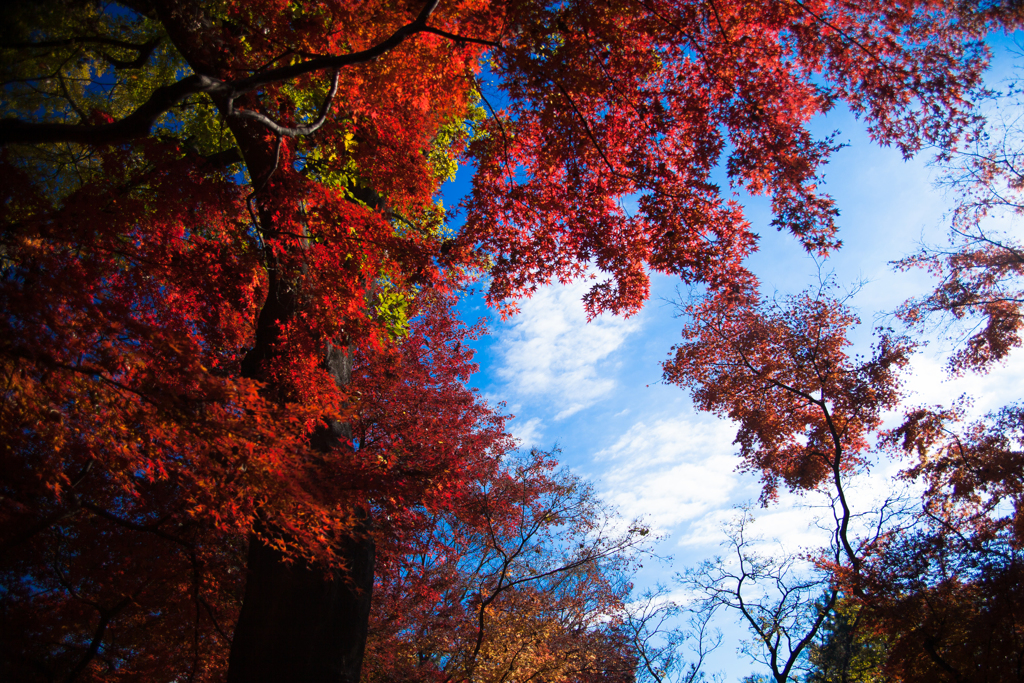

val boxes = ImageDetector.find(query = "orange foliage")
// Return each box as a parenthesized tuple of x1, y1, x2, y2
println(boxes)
(365, 451, 642, 683)
(664, 287, 914, 504)
(0, 0, 1016, 679)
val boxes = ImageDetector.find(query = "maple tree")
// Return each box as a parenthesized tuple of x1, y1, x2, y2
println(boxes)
(1, 285, 511, 680)
(364, 449, 645, 683)
(662, 271, 1024, 681)
(2, 1, 496, 680)
(663, 285, 918, 682)
(664, 285, 914, 510)
(461, 0, 1004, 319)
(861, 401, 1024, 681)
(894, 79, 1024, 375)
(664, 139, 1024, 680)
(667, 283, 1024, 682)
(850, 69, 1024, 683)
(1, 0, 1017, 680)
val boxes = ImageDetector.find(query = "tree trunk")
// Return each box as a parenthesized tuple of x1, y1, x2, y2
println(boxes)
(229, 341, 375, 683)
(225, 236, 376, 682)
(225, 235, 376, 683)
(226, 522, 374, 683)
(151, 3, 377, 678)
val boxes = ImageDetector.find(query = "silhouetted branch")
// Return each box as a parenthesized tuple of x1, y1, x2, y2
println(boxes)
(2, 35, 161, 70)
(0, 0, 503, 147)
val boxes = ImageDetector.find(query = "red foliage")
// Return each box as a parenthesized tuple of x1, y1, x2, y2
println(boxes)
(664, 287, 914, 502)
(851, 402, 1024, 682)
(1, 273, 506, 680)
(462, 0, 997, 318)
(0, 0, 1016, 679)
(892, 75, 1024, 375)
(666, 284, 1024, 680)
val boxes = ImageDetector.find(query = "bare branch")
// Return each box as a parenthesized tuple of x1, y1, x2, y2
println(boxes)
(0, 0, 505, 147)
(681, 510, 837, 683)
(228, 68, 341, 138)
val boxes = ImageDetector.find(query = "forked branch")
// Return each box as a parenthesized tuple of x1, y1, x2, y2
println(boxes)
(0, 0, 499, 147)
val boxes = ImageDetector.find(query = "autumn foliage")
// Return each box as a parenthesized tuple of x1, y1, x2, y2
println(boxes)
(462, 0, 998, 318)
(894, 86, 1024, 375)
(664, 286, 914, 503)
(1, 0, 1020, 681)
(668, 281, 1024, 682)
(365, 450, 643, 683)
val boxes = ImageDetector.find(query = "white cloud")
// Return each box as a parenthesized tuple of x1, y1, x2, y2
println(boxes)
(677, 508, 742, 549)
(492, 278, 642, 417)
(595, 417, 744, 531)
(677, 494, 834, 560)
(509, 416, 544, 449)
(902, 349, 1024, 418)
(676, 463, 922, 557)
(742, 504, 835, 555)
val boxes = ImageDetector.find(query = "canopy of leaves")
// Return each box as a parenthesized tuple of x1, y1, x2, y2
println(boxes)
(365, 450, 645, 683)
(1, 0, 1019, 680)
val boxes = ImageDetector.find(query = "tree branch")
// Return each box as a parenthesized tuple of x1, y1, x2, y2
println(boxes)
(421, 26, 500, 47)
(2, 36, 162, 70)
(79, 500, 193, 548)
(0, 74, 225, 145)
(228, 68, 340, 137)
(64, 589, 142, 683)
(0, 1, 455, 147)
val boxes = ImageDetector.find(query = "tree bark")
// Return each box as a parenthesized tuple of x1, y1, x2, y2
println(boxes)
(151, 2, 378, 680)
(230, 338, 375, 683)
(226, 520, 374, 683)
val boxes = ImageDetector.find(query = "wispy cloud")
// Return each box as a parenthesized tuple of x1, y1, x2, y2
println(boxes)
(595, 417, 745, 531)
(492, 279, 642, 419)
(509, 416, 544, 449)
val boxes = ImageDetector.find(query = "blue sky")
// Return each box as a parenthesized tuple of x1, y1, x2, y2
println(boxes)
(443, 38, 1024, 681)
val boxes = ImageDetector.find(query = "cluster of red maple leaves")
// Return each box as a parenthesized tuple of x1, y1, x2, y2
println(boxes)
(1, 0, 1020, 681)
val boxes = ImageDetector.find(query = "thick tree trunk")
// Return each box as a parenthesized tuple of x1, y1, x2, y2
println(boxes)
(226, 247, 376, 683)
(226, 523, 374, 683)
(229, 340, 375, 683)
(152, 3, 378, 679)
(225, 234, 376, 682)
